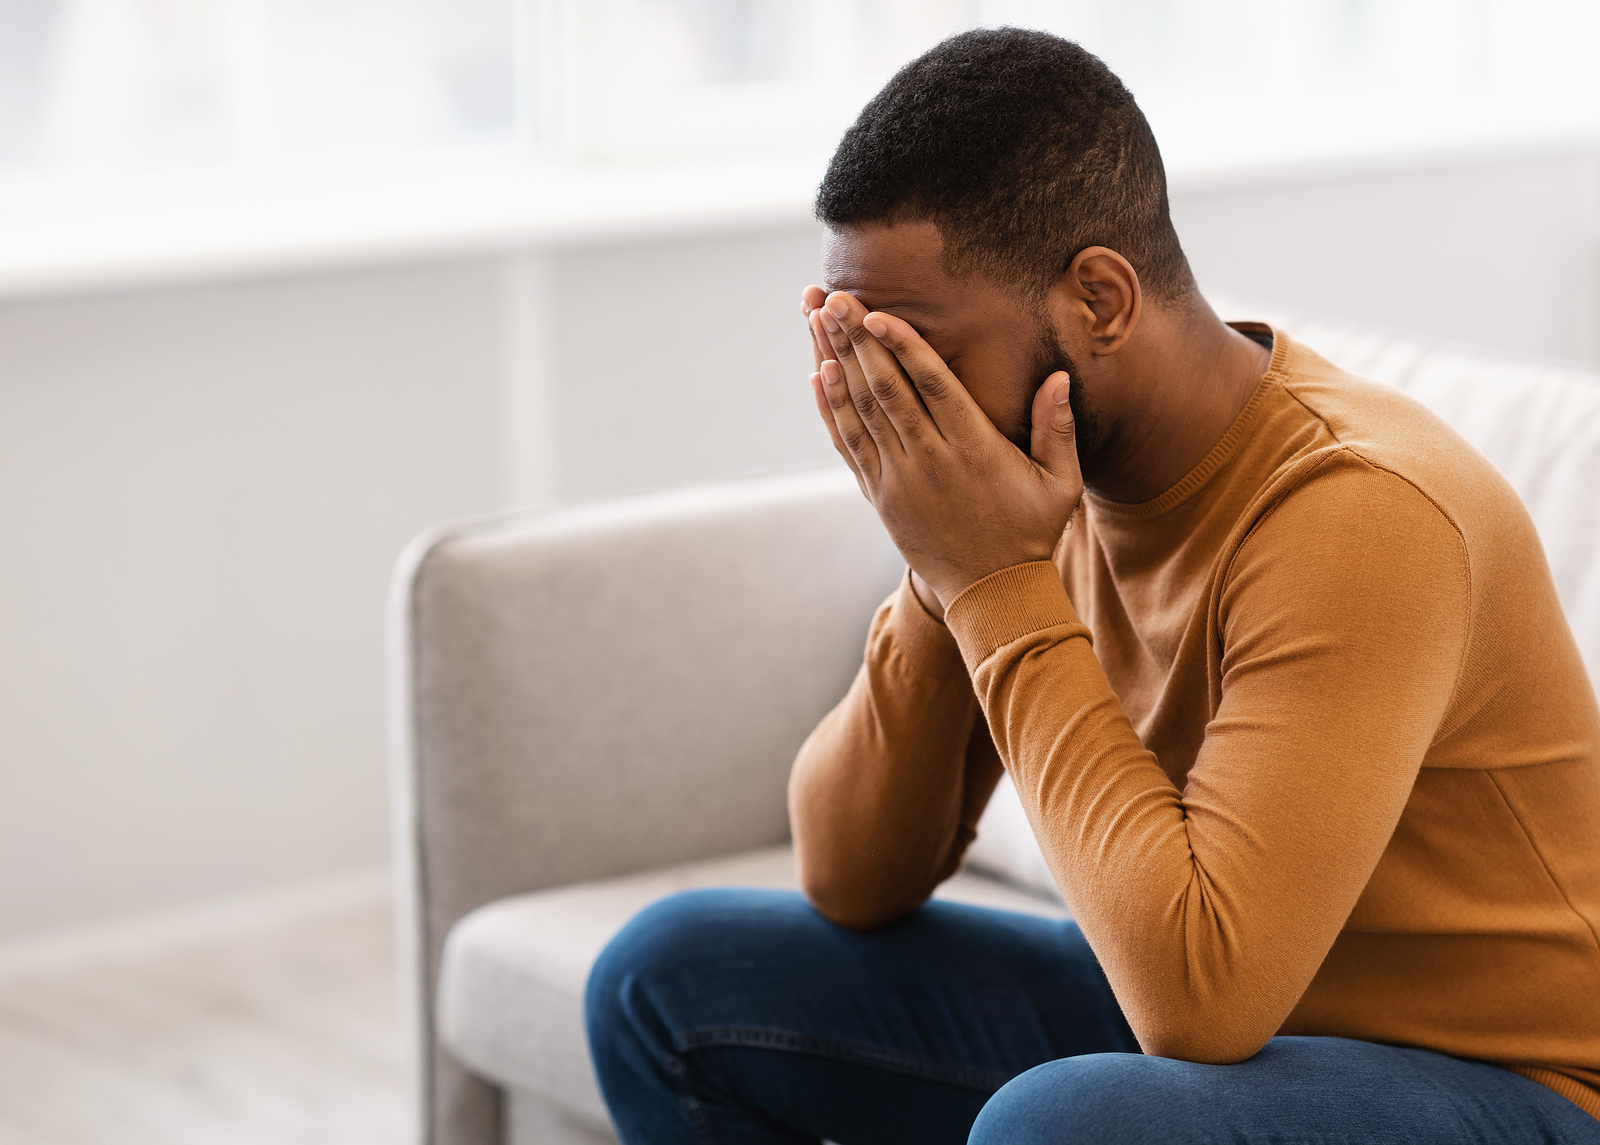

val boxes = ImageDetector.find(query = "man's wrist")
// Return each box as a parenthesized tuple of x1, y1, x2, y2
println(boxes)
(944, 561, 1084, 676)
(908, 568, 948, 623)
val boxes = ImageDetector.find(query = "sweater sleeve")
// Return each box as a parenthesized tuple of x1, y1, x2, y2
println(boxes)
(944, 459, 1470, 1061)
(789, 569, 1005, 929)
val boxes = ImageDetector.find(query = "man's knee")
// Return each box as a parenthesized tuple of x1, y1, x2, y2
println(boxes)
(588, 888, 733, 1043)
(585, 887, 812, 1057)
(970, 1053, 1198, 1145)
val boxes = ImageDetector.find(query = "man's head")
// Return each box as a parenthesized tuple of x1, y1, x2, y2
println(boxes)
(817, 26, 1192, 308)
(814, 28, 1198, 472)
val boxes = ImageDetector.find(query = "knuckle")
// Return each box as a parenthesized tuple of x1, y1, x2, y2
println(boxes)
(868, 371, 899, 402)
(852, 390, 880, 419)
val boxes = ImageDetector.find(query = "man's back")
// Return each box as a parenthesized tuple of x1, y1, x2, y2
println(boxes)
(1056, 326, 1600, 1111)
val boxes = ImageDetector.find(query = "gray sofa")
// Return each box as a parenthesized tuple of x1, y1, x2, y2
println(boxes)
(389, 305, 1600, 1145)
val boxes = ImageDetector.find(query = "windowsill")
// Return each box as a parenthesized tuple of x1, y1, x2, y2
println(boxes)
(1143, 82, 1600, 190)
(0, 150, 833, 301)
(0, 84, 1595, 302)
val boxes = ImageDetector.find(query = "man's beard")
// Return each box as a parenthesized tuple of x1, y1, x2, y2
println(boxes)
(1007, 322, 1104, 474)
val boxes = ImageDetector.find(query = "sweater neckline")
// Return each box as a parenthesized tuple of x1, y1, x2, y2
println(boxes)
(1084, 323, 1291, 524)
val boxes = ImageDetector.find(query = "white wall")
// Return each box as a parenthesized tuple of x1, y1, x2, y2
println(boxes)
(1, 142, 1595, 942)
(500, 225, 838, 510)
(0, 226, 836, 942)
(1176, 144, 1600, 366)
(0, 265, 503, 938)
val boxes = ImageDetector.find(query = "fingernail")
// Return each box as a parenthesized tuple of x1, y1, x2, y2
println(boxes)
(819, 308, 841, 333)
(863, 313, 888, 337)
(825, 295, 849, 320)
(822, 360, 843, 385)
(1054, 374, 1072, 404)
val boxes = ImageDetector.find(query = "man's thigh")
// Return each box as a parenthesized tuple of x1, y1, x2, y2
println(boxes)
(970, 1036, 1600, 1145)
(586, 886, 1137, 1144)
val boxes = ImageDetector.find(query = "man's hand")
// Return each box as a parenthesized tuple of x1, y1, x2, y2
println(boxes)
(801, 287, 1083, 611)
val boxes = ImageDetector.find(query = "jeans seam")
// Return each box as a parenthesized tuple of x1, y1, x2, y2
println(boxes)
(661, 1045, 721, 1145)
(675, 1025, 1012, 1092)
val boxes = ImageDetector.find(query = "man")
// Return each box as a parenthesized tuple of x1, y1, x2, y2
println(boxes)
(586, 28, 1600, 1144)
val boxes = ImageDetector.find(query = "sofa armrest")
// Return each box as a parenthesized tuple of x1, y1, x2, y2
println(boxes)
(387, 467, 901, 1144)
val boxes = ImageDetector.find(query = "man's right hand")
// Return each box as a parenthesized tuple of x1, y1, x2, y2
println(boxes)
(804, 284, 947, 624)
(802, 283, 829, 371)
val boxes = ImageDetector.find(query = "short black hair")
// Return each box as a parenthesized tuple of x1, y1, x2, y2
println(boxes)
(816, 27, 1193, 306)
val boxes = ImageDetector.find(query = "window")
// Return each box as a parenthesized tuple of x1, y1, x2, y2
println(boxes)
(8, 0, 1595, 186)
(0, 0, 518, 178)
(0, 0, 1594, 298)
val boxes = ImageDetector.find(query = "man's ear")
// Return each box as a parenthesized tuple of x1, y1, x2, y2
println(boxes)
(1048, 247, 1142, 357)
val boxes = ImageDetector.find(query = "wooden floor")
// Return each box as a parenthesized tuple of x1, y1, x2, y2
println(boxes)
(0, 890, 407, 1145)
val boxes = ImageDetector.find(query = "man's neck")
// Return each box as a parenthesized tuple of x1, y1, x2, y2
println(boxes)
(1083, 306, 1271, 505)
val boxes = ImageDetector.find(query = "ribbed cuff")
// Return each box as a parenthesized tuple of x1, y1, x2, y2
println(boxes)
(878, 568, 967, 681)
(945, 561, 1087, 673)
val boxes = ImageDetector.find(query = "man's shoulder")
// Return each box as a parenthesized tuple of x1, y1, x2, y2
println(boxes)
(1261, 333, 1525, 547)
(1234, 443, 1467, 592)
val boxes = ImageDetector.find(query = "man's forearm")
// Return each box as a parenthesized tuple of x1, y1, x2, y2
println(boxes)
(788, 577, 991, 929)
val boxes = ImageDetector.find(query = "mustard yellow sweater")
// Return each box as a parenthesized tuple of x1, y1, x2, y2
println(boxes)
(790, 328, 1600, 1119)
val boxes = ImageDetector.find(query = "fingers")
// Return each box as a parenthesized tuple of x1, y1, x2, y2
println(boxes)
(801, 285, 829, 372)
(803, 285, 869, 482)
(821, 356, 884, 482)
(818, 291, 930, 452)
(1028, 371, 1081, 484)
(856, 310, 980, 440)
(810, 371, 867, 494)
(811, 310, 881, 482)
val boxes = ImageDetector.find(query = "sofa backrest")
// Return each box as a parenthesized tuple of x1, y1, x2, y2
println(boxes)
(967, 303, 1600, 902)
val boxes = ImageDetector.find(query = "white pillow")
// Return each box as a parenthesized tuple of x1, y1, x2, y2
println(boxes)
(964, 771, 1065, 905)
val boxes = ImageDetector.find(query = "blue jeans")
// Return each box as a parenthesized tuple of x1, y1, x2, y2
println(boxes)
(585, 888, 1600, 1144)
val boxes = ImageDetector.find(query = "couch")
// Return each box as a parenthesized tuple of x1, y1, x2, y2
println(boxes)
(387, 303, 1600, 1144)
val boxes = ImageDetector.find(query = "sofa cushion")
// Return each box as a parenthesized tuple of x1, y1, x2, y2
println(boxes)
(435, 845, 1069, 1130)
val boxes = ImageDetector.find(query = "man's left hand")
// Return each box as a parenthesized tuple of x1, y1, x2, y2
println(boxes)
(806, 289, 1084, 610)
